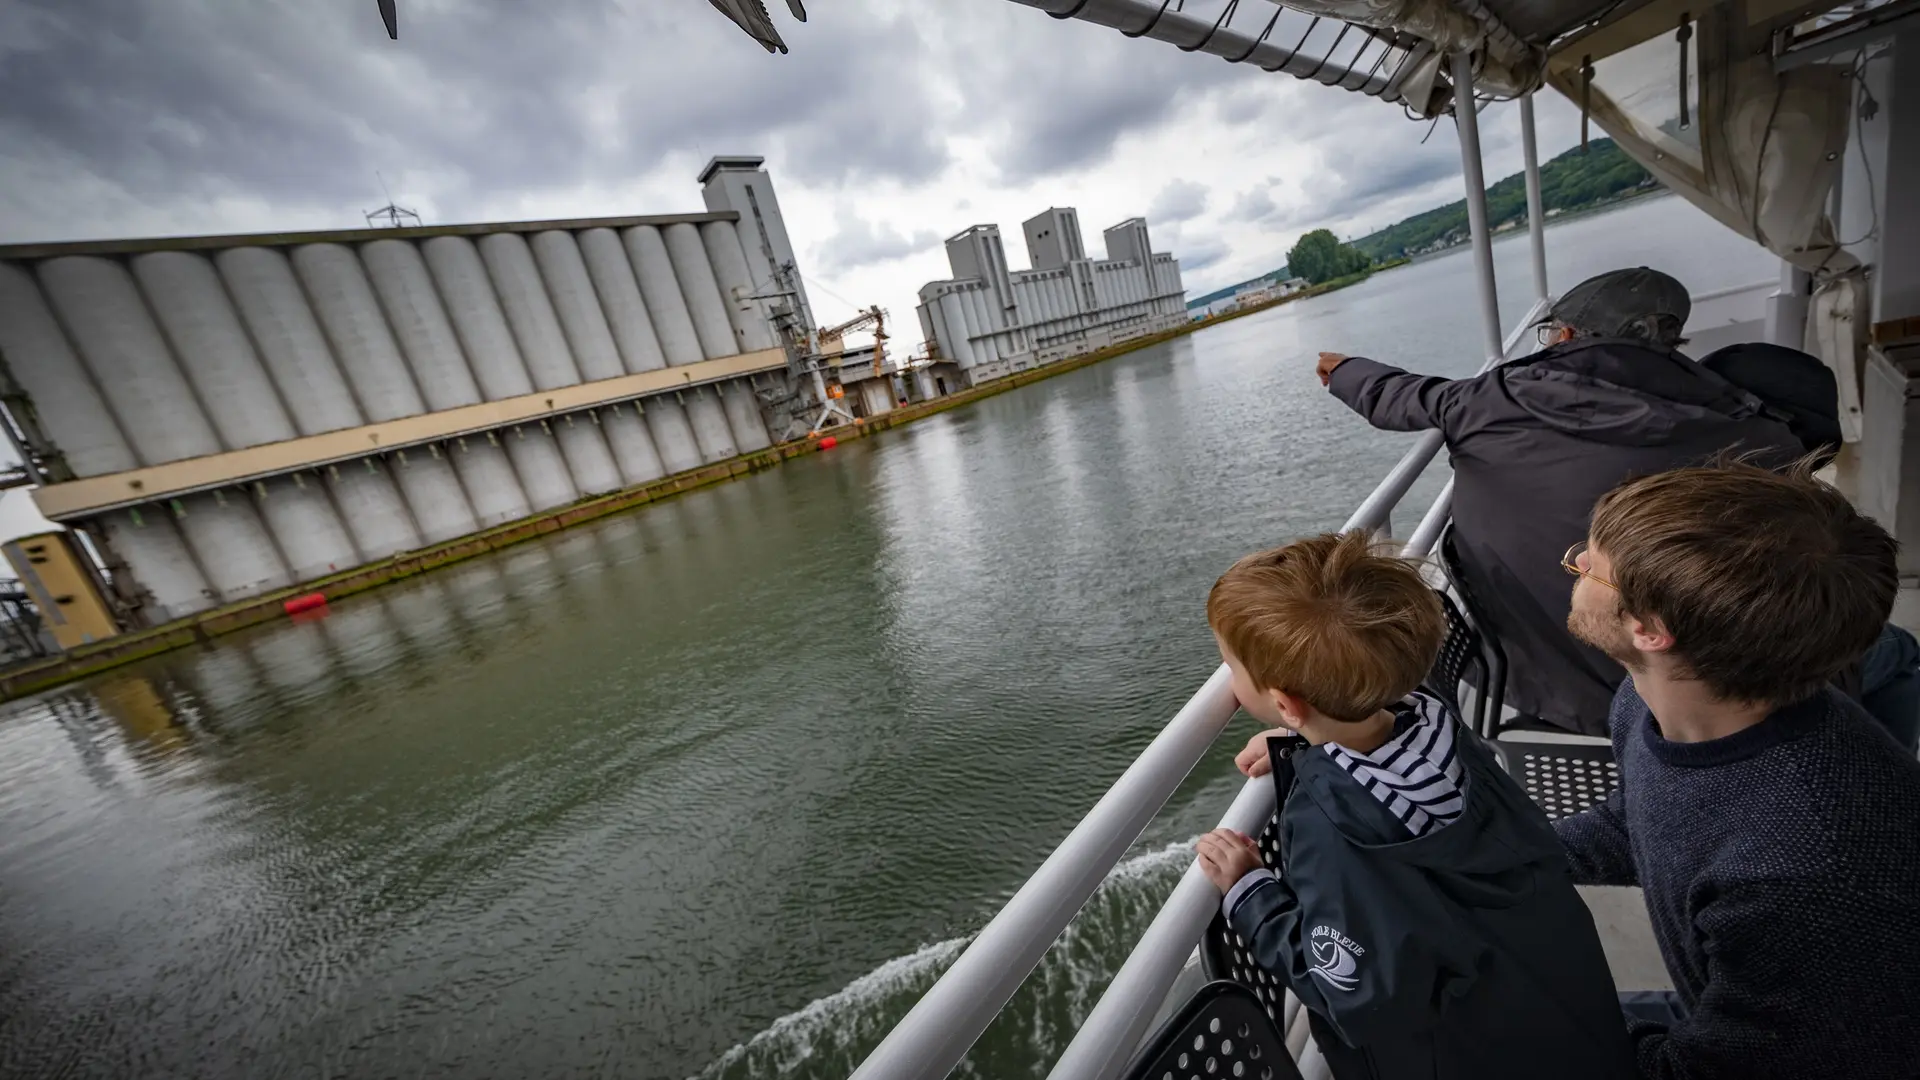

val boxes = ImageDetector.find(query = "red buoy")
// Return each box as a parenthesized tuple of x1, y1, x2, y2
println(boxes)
(283, 593, 328, 616)
(818, 436, 839, 450)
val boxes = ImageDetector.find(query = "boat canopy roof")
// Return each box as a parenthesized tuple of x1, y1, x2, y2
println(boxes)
(1008, 0, 1911, 280)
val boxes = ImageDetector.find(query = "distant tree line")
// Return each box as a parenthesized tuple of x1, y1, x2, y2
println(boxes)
(1191, 138, 1660, 306)
(1286, 229, 1372, 285)
(1349, 138, 1654, 262)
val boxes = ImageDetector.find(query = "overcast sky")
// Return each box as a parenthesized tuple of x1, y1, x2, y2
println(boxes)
(0, 0, 1591, 538)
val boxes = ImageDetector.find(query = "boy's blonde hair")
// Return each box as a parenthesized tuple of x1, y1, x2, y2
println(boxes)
(1206, 532, 1444, 723)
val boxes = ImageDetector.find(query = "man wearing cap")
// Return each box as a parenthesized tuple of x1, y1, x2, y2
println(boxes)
(1317, 268, 1803, 736)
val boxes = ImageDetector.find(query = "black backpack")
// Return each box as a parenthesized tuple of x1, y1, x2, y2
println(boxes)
(1697, 342, 1842, 462)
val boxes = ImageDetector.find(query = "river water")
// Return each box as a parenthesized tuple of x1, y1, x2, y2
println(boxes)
(0, 195, 1773, 1080)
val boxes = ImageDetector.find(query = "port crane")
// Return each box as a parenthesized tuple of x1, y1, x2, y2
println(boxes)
(802, 306, 890, 435)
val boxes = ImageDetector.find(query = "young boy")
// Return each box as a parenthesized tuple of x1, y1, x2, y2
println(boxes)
(1194, 532, 1632, 1080)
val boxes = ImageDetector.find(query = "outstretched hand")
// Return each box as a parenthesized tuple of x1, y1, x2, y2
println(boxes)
(1316, 352, 1350, 386)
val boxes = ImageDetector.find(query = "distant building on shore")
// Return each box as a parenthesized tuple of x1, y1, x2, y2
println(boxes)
(1194, 274, 1307, 319)
(915, 208, 1187, 388)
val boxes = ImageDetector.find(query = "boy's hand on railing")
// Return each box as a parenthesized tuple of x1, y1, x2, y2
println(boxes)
(1317, 351, 1351, 386)
(1196, 828, 1264, 892)
(1235, 728, 1281, 778)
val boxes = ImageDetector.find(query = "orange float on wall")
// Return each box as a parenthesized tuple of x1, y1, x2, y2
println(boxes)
(283, 593, 328, 616)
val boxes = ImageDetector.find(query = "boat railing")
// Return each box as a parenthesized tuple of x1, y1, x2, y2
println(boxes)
(851, 57, 1556, 1080)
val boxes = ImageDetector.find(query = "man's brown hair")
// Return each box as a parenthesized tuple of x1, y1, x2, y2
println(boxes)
(1590, 458, 1897, 705)
(1207, 532, 1444, 722)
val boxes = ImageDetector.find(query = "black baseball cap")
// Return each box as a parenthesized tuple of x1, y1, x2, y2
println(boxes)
(1547, 267, 1691, 341)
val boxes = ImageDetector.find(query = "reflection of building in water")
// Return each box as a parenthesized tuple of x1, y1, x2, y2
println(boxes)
(916, 208, 1189, 391)
(91, 673, 186, 751)
(0, 157, 814, 633)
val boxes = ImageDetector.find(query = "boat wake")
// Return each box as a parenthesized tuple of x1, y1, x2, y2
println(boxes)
(687, 839, 1196, 1080)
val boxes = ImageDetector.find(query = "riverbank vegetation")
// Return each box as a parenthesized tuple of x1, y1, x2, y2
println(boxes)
(1189, 138, 1655, 312)
(1350, 138, 1655, 261)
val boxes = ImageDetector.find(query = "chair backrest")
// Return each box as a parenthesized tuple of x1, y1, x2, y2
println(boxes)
(1424, 589, 1490, 735)
(1435, 525, 1510, 736)
(1120, 980, 1306, 1080)
(1199, 809, 1291, 1028)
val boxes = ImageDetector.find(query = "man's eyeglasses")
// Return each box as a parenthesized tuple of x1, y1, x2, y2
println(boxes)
(1562, 541, 1616, 590)
(1535, 323, 1571, 347)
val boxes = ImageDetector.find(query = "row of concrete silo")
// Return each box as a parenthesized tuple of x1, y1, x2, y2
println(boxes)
(919, 257, 1187, 371)
(0, 217, 783, 624)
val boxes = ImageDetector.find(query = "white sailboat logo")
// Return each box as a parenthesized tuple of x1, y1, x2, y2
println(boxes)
(1309, 937, 1361, 991)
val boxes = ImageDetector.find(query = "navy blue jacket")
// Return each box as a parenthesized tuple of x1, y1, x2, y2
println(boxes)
(1229, 716, 1633, 1080)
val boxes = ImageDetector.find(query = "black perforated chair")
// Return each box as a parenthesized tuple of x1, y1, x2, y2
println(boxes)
(1431, 527, 1509, 739)
(1120, 980, 1307, 1080)
(1198, 812, 1291, 1022)
(1493, 741, 1622, 820)
(1433, 525, 1622, 819)
(1423, 588, 1498, 738)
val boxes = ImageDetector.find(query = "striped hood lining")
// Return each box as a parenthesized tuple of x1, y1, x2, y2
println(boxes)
(1324, 691, 1464, 838)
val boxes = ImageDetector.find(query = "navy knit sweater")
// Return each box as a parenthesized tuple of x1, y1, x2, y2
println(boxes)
(1556, 681, 1920, 1079)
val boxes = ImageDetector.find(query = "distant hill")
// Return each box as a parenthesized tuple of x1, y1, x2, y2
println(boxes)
(1188, 138, 1655, 309)
(1349, 138, 1655, 261)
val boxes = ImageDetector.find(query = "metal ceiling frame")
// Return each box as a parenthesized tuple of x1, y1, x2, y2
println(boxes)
(1010, 0, 1424, 102)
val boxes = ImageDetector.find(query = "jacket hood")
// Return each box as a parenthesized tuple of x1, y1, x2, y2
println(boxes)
(1499, 338, 1772, 447)
(1293, 737, 1563, 894)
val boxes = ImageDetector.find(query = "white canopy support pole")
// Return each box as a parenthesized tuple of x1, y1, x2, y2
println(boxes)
(1520, 92, 1550, 304)
(1452, 53, 1505, 363)
(1766, 260, 1813, 349)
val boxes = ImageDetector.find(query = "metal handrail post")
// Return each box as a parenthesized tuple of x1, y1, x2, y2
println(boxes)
(1451, 52, 1505, 363)
(1404, 478, 1458, 558)
(1342, 431, 1445, 535)
(1044, 775, 1280, 1080)
(847, 665, 1240, 1080)
(1520, 93, 1550, 304)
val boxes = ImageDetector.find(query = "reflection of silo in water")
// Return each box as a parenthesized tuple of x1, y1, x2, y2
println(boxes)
(590, 514, 645, 557)
(442, 560, 516, 632)
(495, 546, 562, 606)
(381, 578, 464, 656)
(179, 642, 277, 729)
(247, 621, 343, 704)
(546, 526, 616, 587)
(314, 597, 408, 682)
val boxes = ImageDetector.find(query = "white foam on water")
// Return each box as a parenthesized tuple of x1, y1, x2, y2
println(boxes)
(688, 934, 971, 1079)
(686, 836, 1203, 1079)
